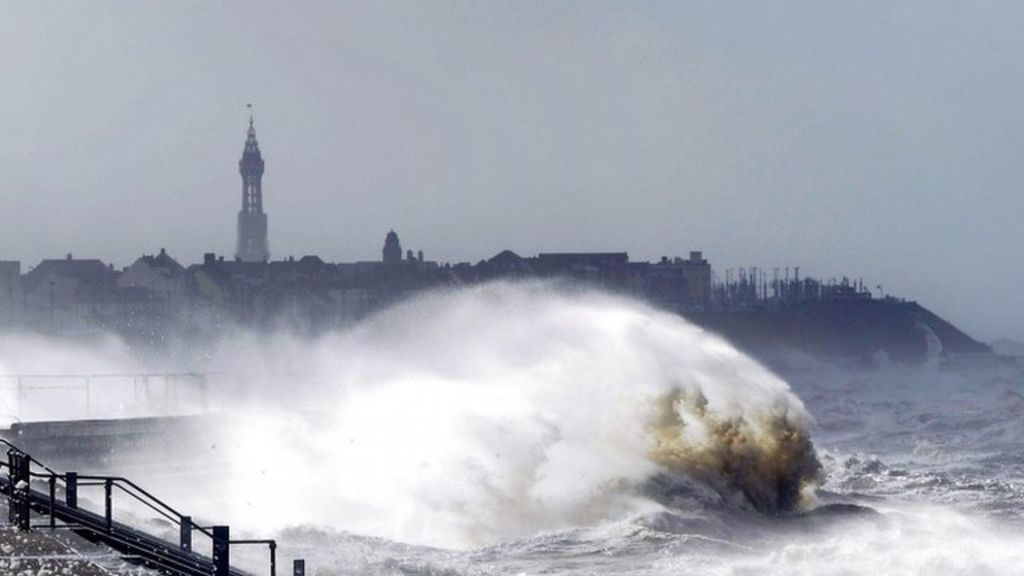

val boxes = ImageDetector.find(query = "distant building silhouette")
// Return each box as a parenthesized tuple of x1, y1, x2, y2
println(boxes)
(382, 230, 402, 264)
(21, 254, 117, 332)
(236, 115, 269, 263)
(0, 122, 901, 343)
(118, 248, 188, 311)
(0, 260, 22, 324)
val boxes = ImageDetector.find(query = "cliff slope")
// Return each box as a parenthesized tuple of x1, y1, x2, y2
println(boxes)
(690, 300, 990, 364)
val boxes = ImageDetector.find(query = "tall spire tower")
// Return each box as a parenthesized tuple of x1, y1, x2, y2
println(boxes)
(236, 110, 269, 262)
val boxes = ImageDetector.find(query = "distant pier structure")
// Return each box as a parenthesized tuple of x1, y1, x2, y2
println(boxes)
(236, 111, 269, 262)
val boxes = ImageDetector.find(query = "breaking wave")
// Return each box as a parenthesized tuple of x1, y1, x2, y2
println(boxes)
(218, 282, 821, 548)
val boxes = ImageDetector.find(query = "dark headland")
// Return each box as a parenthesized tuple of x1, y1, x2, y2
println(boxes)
(691, 298, 990, 366)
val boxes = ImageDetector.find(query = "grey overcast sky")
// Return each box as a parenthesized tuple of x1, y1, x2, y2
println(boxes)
(2, 1, 1023, 341)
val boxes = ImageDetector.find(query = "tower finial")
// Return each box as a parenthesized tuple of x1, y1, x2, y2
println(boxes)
(247, 103, 254, 128)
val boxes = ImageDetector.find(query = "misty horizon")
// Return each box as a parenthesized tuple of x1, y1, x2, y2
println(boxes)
(3, 3, 1023, 342)
(4, 3, 1019, 340)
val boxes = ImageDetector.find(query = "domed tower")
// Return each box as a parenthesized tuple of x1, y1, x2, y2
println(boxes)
(382, 230, 402, 264)
(236, 114, 269, 262)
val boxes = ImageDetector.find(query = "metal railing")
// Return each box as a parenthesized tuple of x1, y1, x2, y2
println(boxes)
(0, 372, 210, 420)
(0, 437, 297, 576)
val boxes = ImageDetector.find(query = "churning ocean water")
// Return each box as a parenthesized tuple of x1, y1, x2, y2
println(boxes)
(210, 285, 1024, 576)
(241, 365, 1022, 576)
(4, 283, 1022, 575)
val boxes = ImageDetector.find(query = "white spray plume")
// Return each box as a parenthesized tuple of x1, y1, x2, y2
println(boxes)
(0, 332, 145, 423)
(211, 282, 821, 548)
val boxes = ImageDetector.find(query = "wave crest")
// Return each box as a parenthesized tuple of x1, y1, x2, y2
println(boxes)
(650, 388, 821, 512)
(212, 282, 821, 547)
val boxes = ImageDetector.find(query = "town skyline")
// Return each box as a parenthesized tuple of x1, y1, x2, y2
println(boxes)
(3, 3, 1024, 341)
(1, 109, 1014, 343)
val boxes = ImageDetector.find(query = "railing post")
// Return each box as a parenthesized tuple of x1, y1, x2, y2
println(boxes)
(270, 541, 277, 576)
(179, 515, 192, 551)
(8, 451, 17, 525)
(65, 472, 78, 509)
(212, 525, 230, 576)
(7, 449, 30, 531)
(293, 559, 305, 576)
(198, 373, 209, 412)
(168, 374, 178, 413)
(104, 479, 113, 531)
(48, 474, 56, 529)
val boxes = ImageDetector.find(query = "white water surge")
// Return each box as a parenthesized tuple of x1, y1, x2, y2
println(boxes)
(5, 283, 1022, 574)
(215, 282, 820, 548)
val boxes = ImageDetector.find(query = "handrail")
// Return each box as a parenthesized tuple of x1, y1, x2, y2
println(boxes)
(231, 538, 278, 576)
(0, 372, 211, 379)
(2, 437, 284, 575)
(11, 458, 216, 541)
(72, 473, 215, 539)
(113, 482, 182, 525)
(0, 373, 211, 419)
(0, 438, 59, 476)
(2, 441, 197, 536)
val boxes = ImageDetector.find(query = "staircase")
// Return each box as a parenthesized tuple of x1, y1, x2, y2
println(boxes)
(0, 439, 301, 576)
